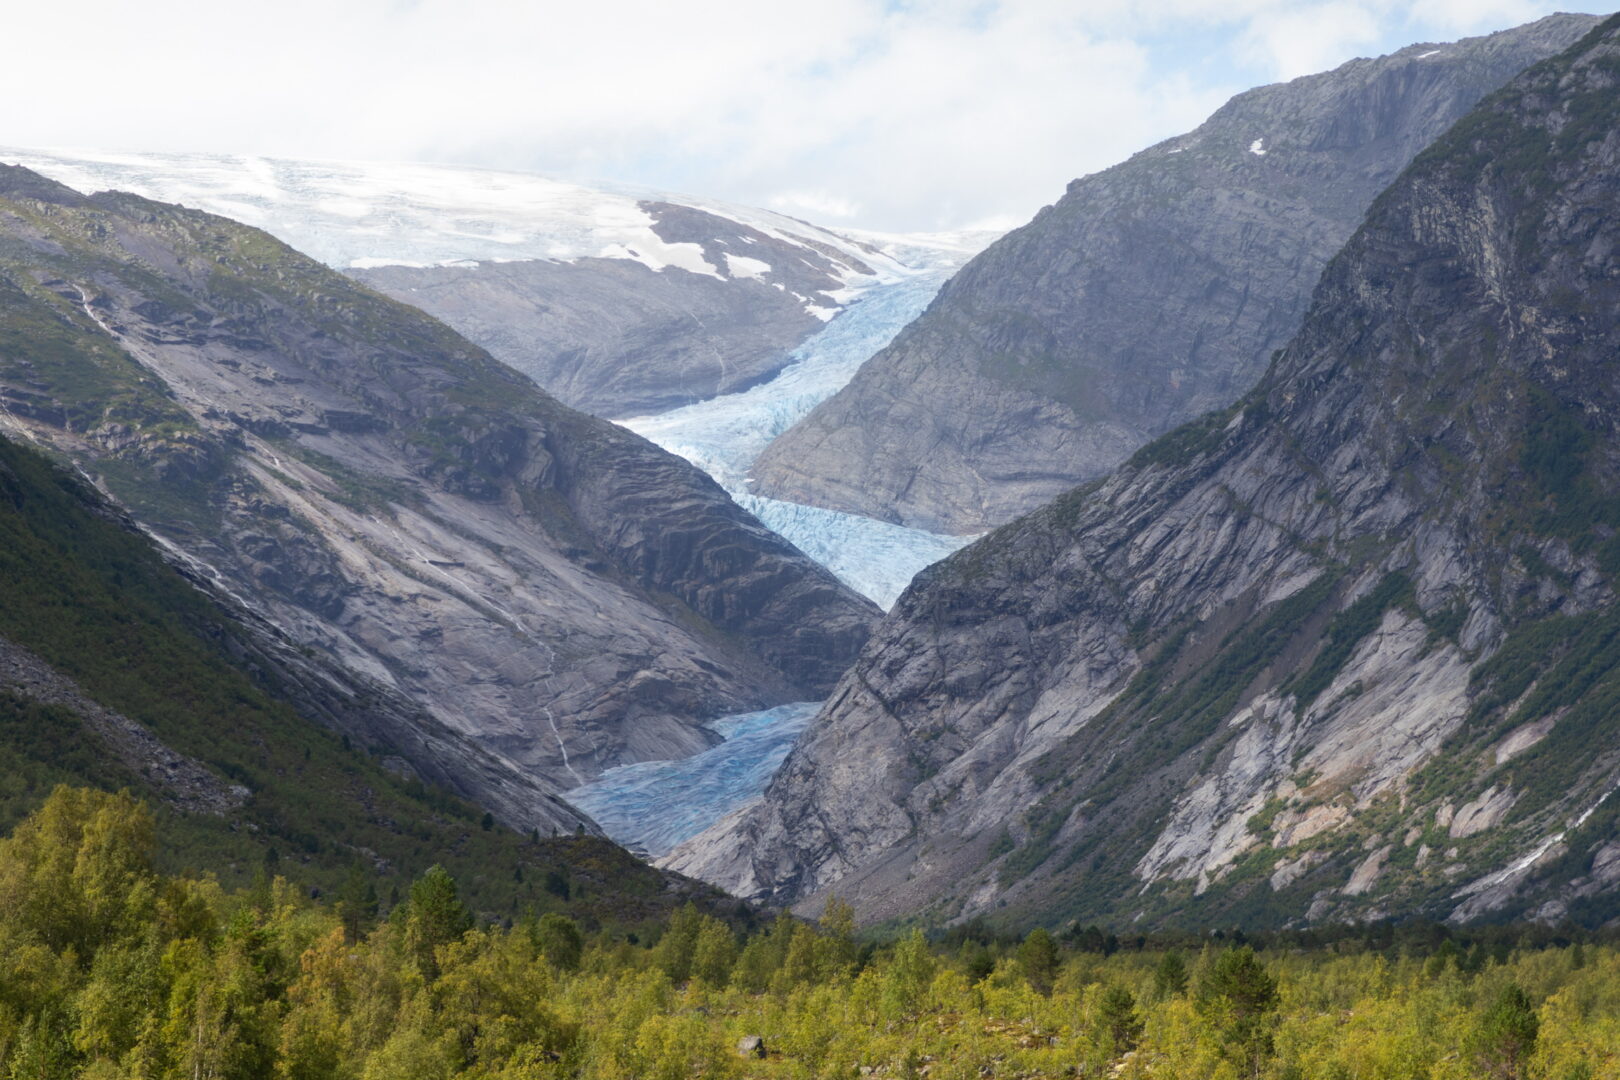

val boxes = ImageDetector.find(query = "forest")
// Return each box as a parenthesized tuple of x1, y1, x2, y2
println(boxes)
(2, 786, 1615, 1080)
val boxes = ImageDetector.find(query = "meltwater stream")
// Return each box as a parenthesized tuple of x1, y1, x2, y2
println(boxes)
(563, 702, 820, 856)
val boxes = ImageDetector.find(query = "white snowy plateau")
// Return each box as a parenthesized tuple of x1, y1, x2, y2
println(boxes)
(5, 148, 998, 846)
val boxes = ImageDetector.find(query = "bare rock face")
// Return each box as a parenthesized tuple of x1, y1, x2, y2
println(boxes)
(751, 14, 1600, 534)
(668, 17, 1620, 930)
(0, 166, 879, 826)
(354, 201, 877, 417)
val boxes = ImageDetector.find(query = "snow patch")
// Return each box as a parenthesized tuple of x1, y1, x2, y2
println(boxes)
(1249, 138, 1267, 156)
(1416, 49, 1442, 59)
(723, 252, 771, 279)
(0, 145, 925, 292)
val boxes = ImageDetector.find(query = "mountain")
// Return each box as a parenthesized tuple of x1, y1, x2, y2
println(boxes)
(0, 164, 878, 819)
(749, 14, 1602, 535)
(0, 151, 923, 418)
(0, 426, 743, 925)
(667, 15, 1620, 931)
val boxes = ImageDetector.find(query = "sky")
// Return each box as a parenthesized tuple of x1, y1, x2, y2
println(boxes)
(0, 0, 1598, 232)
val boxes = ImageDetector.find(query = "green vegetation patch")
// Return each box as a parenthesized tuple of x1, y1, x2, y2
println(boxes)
(1284, 572, 1414, 709)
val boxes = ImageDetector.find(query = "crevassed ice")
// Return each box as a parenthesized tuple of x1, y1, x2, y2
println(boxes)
(562, 702, 821, 855)
(619, 246, 979, 608)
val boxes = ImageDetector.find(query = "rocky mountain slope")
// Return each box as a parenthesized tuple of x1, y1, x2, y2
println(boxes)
(352, 201, 880, 417)
(751, 14, 1601, 534)
(0, 426, 747, 926)
(0, 165, 878, 819)
(668, 16, 1620, 931)
(0, 151, 914, 418)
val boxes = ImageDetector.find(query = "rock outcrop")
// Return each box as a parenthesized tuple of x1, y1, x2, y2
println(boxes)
(0, 165, 879, 824)
(751, 14, 1600, 534)
(668, 16, 1620, 930)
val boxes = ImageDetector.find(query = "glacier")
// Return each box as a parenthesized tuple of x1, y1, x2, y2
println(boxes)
(562, 702, 821, 855)
(620, 234, 984, 608)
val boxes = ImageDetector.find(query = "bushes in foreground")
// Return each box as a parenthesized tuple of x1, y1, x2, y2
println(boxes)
(2, 786, 1618, 1079)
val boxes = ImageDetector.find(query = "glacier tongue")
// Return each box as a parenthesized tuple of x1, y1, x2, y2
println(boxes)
(620, 242, 980, 607)
(562, 702, 820, 856)
(566, 241, 993, 847)
(738, 494, 967, 610)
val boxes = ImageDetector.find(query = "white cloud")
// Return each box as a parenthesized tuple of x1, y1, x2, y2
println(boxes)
(0, 0, 1593, 230)
(769, 191, 864, 220)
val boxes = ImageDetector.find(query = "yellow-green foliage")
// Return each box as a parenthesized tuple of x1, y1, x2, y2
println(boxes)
(3, 788, 1620, 1079)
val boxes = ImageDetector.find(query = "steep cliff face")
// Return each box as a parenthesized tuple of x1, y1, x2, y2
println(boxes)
(0, 167, 878, 820)
(668, 17, 1620, 930)
(751, 14, 1600, 534)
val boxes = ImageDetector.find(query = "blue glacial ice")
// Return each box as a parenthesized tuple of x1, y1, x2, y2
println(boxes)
(571, 242, 993, 847)
(562, 702, 821, 855)
(620, 237, 985, 608)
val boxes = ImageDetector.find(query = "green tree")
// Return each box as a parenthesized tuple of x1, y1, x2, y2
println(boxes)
(1153, 950, 1189, 999)
(1472, 983, 1540, 1080)
(882, 929, 936, 1019)
(1017, 927, 1060, 995)
(691, 918, 738, 987)
(336, 863, 379, 944)
(0, 786, 156, 956)
(1196, 946, 1280, 1077)
(402, 866, 472, 978)
(531, 912, 584, 973)
(816, 896, 861, 977)
(1095, 983, 1144, 1058)
(960, 942, 995, 983)
(652, 903, 703, 984)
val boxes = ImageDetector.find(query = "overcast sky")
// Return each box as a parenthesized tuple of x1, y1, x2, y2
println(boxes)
(1, 0, 1596, 231)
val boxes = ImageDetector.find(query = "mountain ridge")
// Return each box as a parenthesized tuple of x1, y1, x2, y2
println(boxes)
(666, 13, 1620, 931)
(0, 149, 963, 418)
(749, 13, 1602, 535)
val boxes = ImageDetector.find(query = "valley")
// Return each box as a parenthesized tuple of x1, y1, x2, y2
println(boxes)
(1, 8, 1618, 961)
(9, 5, 1620, 1077)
